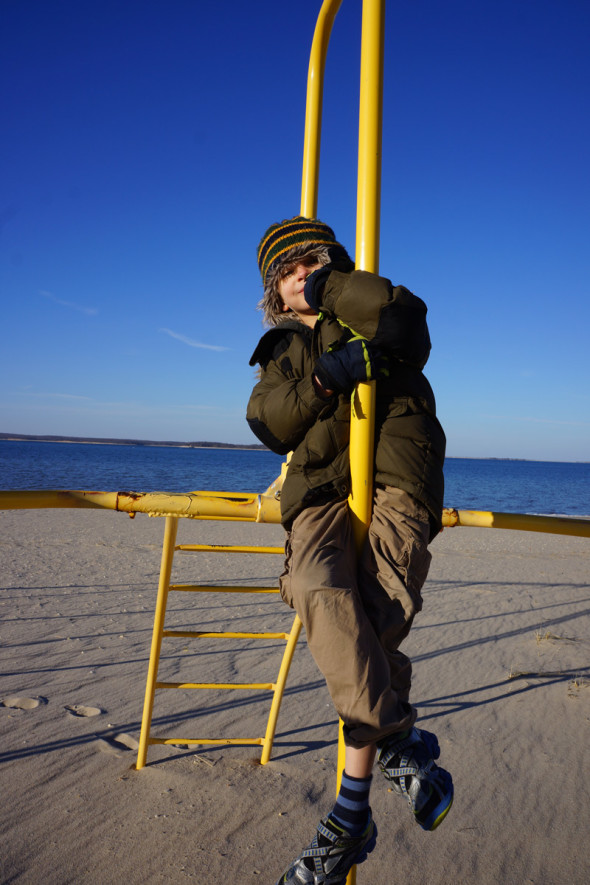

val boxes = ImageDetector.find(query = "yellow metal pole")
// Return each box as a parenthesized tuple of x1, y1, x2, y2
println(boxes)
(355, 0, 385, 275)
(348, 0, 385, 545)
(347, 382, 377, 544)
(260, 615, 303, 765)
(301, 0, 343, 217)
(136, 515, 178, 769)
(341, 3, 386, 882)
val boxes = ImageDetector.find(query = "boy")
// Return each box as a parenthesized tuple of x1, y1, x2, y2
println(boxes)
(247, 217, 452, 885)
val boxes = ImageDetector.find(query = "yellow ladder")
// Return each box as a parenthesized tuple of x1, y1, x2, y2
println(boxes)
(135, 515, 301, 769)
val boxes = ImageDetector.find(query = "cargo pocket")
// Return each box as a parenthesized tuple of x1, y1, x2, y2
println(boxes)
(367, 514, 430, 617)
(401, 534, 431, 611)
(368, 486, 433, 614)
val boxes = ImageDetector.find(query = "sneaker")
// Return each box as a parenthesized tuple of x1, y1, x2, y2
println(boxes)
(377, 727, 453, 831)
(275, 812, 377, 885)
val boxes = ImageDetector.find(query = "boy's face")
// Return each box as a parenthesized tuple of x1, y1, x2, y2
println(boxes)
(278, 258, 323, 328)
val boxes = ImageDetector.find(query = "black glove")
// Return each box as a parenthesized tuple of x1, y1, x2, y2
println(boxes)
(303, 245, 354, 310)
(313, 339, 388, 395)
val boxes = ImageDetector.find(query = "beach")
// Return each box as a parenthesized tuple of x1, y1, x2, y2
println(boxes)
(1, 508, 589, 884)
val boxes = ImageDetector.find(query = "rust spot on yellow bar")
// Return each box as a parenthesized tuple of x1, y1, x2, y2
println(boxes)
(442, 507, 459, 527)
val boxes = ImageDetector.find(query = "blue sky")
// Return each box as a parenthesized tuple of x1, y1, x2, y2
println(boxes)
(1, 0, 588, 461)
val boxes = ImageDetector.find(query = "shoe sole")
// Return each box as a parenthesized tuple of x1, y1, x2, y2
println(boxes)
(417, 790, 453, 831)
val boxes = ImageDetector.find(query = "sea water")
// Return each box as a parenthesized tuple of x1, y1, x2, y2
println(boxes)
(0, 440, 588, 517)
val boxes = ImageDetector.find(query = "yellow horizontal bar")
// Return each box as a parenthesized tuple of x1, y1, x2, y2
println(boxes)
(169, 584, 279, 594)
(149, 737, 264, 746)
(0, 488, 282, 523)
(442, 508, 590, 537)
(162, 630, 290, 640)
(0, 489, 119, 510)
(155, 681, 275, 690)
(2, 491, 587, 537)
(177, 544, 284, 554)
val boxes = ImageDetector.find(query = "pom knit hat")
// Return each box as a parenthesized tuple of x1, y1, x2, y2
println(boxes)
(257, 216, 338, 286)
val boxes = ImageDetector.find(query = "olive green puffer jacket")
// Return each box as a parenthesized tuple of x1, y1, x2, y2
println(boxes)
(247, 269, 446, 536)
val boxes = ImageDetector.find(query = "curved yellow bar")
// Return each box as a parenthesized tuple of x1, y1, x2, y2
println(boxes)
(301, 0, 343, 217)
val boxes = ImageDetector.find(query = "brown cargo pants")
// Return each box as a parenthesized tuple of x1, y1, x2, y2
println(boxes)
(279, 486, 432, 748)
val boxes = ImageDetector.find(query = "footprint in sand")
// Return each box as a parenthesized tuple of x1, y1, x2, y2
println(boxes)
(64, 704, 103, 718)
(93, 738, 122, 757)
(93, 733, 139, 756)
(1, 696, 44, 710)
(113, 733, 139, 751)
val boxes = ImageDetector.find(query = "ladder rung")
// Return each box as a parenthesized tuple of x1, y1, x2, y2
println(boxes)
(155, 681, 275, 690)
(177, 544, 283, 554)
(169, 584, 279, 593)
(149, 737, 264, 746)
(162, 630, 290, 639)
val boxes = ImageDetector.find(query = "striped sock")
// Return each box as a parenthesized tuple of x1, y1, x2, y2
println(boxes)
(330, 771, 372, 836)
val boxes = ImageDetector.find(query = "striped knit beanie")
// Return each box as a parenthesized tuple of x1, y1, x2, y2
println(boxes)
(257, 216, 338, 286)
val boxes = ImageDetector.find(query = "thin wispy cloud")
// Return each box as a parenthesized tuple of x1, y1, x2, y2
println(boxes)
(159, 327, 229, 351)
(9, 390, 232, 414)
(14, 391, 93, 401)
(40, 290, 98, 316)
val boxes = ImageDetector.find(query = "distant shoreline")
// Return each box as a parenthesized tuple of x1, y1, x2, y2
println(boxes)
(0, 433, 268, 452)
(0, 433, 587, 463)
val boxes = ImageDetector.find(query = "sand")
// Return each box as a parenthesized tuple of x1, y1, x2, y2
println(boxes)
(1, 507, 589, 884)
